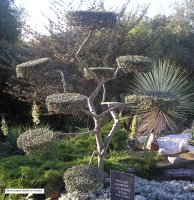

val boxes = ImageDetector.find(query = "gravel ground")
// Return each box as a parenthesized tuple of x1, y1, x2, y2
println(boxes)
(59, 176, 194, 200)
(156, 133, 194, 153)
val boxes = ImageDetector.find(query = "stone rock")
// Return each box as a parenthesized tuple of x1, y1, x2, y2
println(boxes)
(135, 195, 147, 200)
(137, 136, 147, 144)
(145, 133, 159, 151)
(158, 147, 188, 156)
(150, 142, 159, 151)
(179, 142, 188, 152)
(179, 152, 194, 161)
(167, 156, 182, 164)
(156, 133, 194, 154)
(134, 143, 144, 151)
(158, 148, 167, 155)
(46, 191, 60, 200)
(146, 133, 154, 149)
(158, 151, 194, 168)
(163, 168, 194, 178)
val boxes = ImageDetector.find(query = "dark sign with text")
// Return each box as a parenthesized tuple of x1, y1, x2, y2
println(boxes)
(110, 170, 134, 200)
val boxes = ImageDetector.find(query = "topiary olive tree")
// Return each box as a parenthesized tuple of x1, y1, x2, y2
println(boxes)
(14, 10, 152, 172)
(43, 10, 152, 171)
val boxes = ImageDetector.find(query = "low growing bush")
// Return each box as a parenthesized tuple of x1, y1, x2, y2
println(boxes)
(102, 121, 128, 151)
(0, 153, 89, 200)
(66, 120, 129, 155)
(67, 130, 96, 155)
(0, 119, 163, 200)
(0, 138, 92, 200)
(105, 150, 164, 178)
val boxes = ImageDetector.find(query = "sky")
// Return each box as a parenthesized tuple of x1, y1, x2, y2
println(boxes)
(15, 0, 182, 34)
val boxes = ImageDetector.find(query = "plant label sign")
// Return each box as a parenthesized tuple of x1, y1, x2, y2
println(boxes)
(110, 170, 134, 200)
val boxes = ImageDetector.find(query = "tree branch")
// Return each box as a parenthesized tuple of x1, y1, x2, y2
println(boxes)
(101, 67, 119, 84)
(75, 31, 93, 57)
(55, 70, 67, 92)
(55, 131, 96, 138)
(118, 0, 131, 18)
(75, 30, 101, 83)
(128, 5, 149, 30)
(88, 83, 103, 115)
(80, 109, 98, 118)
(89, 150, 98, 166)
(101, 107, 119, 156)
(114, 67, 119, 77)
(102, 84, 106, 102)
(100, 102, 126, 118)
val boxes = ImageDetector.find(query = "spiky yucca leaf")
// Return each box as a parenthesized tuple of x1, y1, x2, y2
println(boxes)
(130, 60, 194, 135)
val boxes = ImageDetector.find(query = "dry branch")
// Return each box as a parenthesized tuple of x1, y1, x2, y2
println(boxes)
(101, 107, 119, 156)
(55, 130, 96, 137)
(75, 30, 101, 83)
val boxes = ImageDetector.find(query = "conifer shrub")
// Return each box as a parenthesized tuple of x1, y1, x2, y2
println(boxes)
(116, 55, 152, 72)
(46, 93, 88, 115)
(66, 11, 117, 30)
(63, 164, 103, 193)
(17, 128, 55, 154)
(84, 67, 115, 80)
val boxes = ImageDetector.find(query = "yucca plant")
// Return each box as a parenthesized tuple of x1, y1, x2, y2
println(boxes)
(0, 126, 24, 157)
(129, 60, 194, 135)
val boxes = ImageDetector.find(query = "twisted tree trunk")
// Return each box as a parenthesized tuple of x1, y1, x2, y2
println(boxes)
(75, 31, 125, 171)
